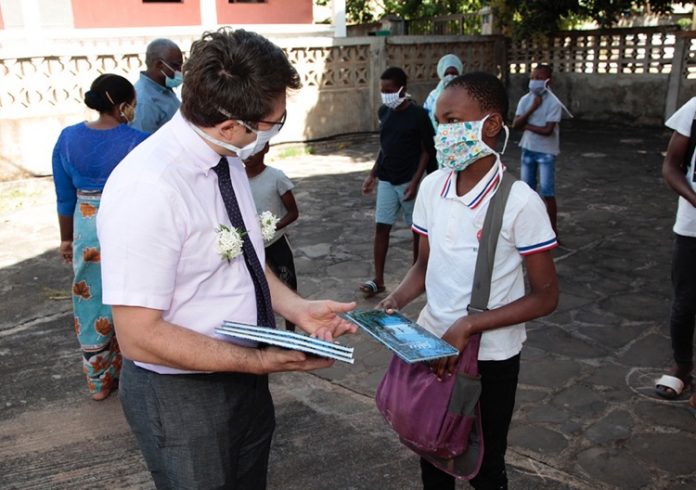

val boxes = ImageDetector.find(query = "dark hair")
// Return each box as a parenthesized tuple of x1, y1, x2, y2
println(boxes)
(83, 74, 135, 113)
(380, 67, 407, 87)
(534, 63, 552, 78)
(181, 28, 301, 127)
(446, 72, 509, 117)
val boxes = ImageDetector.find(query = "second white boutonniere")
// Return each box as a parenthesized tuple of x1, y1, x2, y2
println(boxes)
(259, 211, 279, 243)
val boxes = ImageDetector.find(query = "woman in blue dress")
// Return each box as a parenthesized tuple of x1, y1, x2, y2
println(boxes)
(52, 74, 148, 400)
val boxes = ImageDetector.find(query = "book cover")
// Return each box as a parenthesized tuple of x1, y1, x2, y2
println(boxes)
(216, 322, 355, 364)
(340, 309, 458, 363)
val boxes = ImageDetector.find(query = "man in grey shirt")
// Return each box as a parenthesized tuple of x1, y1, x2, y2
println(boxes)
(131, 38, 183, 134)
(512, 64, 562, 238)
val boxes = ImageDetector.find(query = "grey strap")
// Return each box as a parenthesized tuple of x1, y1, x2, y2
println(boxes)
(468, 172, 515, 313)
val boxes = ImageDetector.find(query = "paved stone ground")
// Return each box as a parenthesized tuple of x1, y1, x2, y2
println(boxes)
(1, 121, 695, 489)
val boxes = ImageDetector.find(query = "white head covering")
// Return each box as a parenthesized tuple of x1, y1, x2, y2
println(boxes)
(436, 54, 463, 80)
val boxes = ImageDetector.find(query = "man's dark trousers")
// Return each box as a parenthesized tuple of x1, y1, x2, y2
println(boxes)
(120, 360, 275, 489)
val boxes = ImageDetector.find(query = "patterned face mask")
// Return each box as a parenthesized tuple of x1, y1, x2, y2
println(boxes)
(435, 114, 509, 172)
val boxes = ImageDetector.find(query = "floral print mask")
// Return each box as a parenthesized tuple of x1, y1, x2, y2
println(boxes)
(435, 114, 509, 172)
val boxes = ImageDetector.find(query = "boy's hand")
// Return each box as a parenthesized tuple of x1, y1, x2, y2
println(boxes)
(59, 240, 73, 264)
(430, 319, 474, 380)
(403, 180, 419, 201)
(362, 175, 376, 195)
(531, 94, 542, 110)
(377, 295, 400, 313)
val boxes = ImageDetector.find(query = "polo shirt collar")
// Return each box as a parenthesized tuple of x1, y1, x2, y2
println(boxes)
(440, 156, 505, 209)
(139, 71, 173, 95)
(169, 111, 230, 175)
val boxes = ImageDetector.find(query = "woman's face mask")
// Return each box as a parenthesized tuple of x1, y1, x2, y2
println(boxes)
(120, 103, 135, 123)
(435, 114, 509, 172)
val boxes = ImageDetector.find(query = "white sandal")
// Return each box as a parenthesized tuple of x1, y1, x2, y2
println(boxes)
(655, 374, 686, 399)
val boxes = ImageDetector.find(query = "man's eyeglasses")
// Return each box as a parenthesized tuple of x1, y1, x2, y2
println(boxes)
(218, 107, 287, 132)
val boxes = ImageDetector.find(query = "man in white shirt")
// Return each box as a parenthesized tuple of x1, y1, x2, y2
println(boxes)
(98, 29, 356, 489)
(655, 97, 696, 414)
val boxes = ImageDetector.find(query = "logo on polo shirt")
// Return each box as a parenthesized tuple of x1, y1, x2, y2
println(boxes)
(477, 229, 482, 241)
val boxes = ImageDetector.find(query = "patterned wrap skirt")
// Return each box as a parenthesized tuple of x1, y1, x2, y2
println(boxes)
(72, 192, 121, 395)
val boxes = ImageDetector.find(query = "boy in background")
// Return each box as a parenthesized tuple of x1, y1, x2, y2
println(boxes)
(512, 64, 562, 238)
(245, 144, 299, 331)
(361, 67, 435, 298)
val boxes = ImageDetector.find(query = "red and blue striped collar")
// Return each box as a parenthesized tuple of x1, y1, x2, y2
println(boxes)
(440, 158, 505, 209)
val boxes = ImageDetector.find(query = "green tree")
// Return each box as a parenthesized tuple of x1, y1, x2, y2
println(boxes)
(491, 0, 685, 38)
(315, 0, 482, 24)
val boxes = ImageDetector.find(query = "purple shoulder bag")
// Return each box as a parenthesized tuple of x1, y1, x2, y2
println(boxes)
(375, 172, 515, 479)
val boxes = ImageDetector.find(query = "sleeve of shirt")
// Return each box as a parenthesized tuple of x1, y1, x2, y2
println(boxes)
(275, 169, 294, 196)
(98, 179, 186, 310)
(515, 95, 527, 116)
(546, 99, 563, 123)
(665, 97, 696, 137)
(411, 174, 436, 236)
(51, 132, 77, 216)
(418, 107, 436, 149)
(511, 183, 558, 256)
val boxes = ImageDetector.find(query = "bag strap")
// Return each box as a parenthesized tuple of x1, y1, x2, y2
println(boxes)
(683, 118, 696, 174)
(468, 171, 515, 313)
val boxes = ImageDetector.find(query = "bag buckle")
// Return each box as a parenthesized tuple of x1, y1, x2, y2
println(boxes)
(466, 305, 488, 314)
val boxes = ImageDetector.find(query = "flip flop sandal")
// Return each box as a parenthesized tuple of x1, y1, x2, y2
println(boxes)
(655, 374, 687, 399)
(359, 280, 386, 298)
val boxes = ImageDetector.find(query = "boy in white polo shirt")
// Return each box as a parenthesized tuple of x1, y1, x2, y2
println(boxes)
(379, 72, 559, 489)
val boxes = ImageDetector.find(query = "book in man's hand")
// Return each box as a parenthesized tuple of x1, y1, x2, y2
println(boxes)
(216, 322, 355, 364)
(339, 309, 458, 364)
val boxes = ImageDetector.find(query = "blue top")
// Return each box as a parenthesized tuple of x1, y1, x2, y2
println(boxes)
(130, 72, 181, 134)
(52, 122, 148, 216)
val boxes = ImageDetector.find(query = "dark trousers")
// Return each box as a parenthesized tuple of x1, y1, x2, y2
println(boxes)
(120, 360, 275, 490)
(670, 234, 696, 365)
(421, 354, 521, 490)
(265, 235, 297, 331)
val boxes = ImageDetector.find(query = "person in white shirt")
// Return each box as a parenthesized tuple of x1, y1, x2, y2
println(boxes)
(379, 72, 559, 489)
(655, 97, 696, 415)
(97, 29, 356, 489)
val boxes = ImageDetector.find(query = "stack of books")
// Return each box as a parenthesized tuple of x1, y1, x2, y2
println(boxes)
(216, 322, 354, 364)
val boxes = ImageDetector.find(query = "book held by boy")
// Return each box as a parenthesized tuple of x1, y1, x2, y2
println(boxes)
(216, 322, 355, 364)
(339, 309, 458, 363)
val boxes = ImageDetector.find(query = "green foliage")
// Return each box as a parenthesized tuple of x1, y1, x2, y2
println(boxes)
(491, 0, 686, 38)
(315, 0, 483, 24)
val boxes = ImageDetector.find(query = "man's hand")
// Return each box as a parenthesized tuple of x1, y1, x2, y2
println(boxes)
(430, 319, 474, 380)
(59, 240, 73, 264)
(295, 300, 357, 341)
(403, 179, 419, 201)
(362, 175, 376, 195)
(256, 346, 335, 373)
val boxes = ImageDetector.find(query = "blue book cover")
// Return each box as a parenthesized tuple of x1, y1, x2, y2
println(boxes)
(340, 309, 458, 363)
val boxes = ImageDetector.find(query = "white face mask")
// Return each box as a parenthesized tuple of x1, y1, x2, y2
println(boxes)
(191, 121, 281, 161)
(381, 87, 406, 109)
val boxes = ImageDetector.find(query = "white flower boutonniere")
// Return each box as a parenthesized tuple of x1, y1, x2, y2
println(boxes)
(259, 211, 279, 243)
(215, 224, 245, 262)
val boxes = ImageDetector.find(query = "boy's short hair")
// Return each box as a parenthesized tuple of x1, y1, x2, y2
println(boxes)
(534, 64, 553, 78)
(446, 71, 509, 117)
(380, 67, 407, 87)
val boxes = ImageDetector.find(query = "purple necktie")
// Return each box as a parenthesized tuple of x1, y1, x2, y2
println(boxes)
(213, 158, 276, 328)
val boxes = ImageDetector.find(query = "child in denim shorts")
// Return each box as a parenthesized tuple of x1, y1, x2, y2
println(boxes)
(512, 64, 562, 238)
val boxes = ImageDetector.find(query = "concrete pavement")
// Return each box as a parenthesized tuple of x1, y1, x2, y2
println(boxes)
(1, 122, 695, 489)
